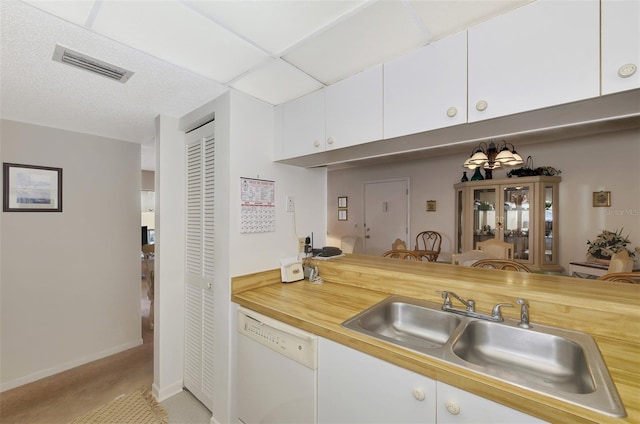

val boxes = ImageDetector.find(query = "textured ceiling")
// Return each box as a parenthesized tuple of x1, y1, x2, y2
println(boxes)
(0, 0, 531, 170)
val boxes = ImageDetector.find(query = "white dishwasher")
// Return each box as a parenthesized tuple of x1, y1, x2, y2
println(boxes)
(237, 307, 318, 424)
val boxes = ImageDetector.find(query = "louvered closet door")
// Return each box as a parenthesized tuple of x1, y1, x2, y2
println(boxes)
(184, 128, 215, 411)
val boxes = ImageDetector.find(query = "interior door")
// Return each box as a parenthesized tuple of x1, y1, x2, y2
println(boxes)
(363, 179, 409, 256)
(184, 124, 215, 411)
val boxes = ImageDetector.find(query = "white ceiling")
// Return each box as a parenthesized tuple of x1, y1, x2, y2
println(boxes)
(0, 0, 531, 170)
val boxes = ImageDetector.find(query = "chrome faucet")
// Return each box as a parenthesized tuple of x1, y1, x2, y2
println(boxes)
(517, 298, 531, 328)
(440, 291, 475, 312)
(438, 291, 511, 322)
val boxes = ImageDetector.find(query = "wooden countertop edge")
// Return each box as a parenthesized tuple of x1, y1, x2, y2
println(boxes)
(231, 256, 639, 424)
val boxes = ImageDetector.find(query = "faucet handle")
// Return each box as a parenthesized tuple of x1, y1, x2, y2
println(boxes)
(491, 303, 513, 320)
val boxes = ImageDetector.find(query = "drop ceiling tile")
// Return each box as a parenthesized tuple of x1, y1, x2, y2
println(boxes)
(92, 1, 269, 83)
(283, 1, 426, 84)
(185, 0, 365, 55)
(1, 0, 226, 143)
(410, 0, 533, 40)
(231, 59, 324, 105)
(22, 0, 95, 26)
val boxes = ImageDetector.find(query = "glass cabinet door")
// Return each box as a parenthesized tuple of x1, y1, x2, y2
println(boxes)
(473, 187, 498, 249)
(543, 185, 555, 264)
(503, 185, 531, 260)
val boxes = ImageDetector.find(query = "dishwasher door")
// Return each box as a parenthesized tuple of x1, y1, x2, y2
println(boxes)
(237, 307, 318, 424)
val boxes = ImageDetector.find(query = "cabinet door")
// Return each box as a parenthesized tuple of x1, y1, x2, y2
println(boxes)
(502, 183, 533, 264)
(384, 32, 467, 139)
(282, 90, 325, 158)
(470, 186, 499, 251)
(602, 0, 640, 95)
(468, 0, 599, 122)
(318, 338, 436, 423)
(325, 65, 383, 150)
(437, 382, 547, 423)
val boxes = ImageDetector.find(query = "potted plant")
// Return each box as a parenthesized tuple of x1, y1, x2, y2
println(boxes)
(586, 229, 636, 263)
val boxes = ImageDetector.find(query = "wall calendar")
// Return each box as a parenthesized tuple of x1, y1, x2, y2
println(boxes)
(240, 177, 275, 233)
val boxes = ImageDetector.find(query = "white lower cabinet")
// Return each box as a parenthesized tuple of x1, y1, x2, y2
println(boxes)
(318, 337, 547, 424)
(436, 381, 547, 424)
(318, 337, 436, 423)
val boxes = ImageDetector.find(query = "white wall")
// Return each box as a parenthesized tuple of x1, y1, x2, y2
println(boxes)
(0, 120, 141, 391)
(152, 115, 186, 401)
(328, 128, 640, 272)
(155, 90, 327, 423)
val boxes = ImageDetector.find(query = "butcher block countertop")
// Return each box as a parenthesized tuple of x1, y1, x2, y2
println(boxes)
(231, 254, 640, 424)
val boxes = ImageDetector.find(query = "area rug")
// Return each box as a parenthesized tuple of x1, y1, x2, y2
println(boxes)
(69, 386, 168, 424)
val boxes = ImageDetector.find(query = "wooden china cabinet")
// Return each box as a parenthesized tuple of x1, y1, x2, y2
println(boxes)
(454, 176, 562, 273)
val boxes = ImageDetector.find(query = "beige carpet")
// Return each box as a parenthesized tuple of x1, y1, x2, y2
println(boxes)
(68, 387, 168, 424)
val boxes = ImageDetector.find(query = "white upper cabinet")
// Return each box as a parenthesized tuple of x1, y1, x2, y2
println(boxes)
(384, 32, 467, 139)
(468, 0, 600, 122)
(325, 65, 383, 150)
(282, 89, 325, 159)
(601, 0, 640, 95)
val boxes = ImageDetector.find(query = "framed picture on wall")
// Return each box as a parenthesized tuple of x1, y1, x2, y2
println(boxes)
(3, 163, 63, 212)
(592, 191, 611, 207)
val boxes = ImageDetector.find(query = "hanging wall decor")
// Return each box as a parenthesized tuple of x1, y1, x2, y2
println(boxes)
(3, 163, 63, 212)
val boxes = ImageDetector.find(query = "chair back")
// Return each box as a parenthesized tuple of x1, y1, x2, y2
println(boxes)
(381, 249, 422, 261)
(476, 238, 514, 260)
(341, 235, 358, 254)
(391, 238, 407, 250)
(451, 250, 494, 267)
(597, 272, 640, 284)
(414, 231, 442, 262)
(608, 250, 633, 273)
(470, 259, 532, 272)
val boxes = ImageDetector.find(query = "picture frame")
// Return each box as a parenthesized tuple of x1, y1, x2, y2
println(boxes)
(338, 209, 348, 221)
(592, 191, 611, 207)
(426, 200, 437, 212)
(338, 196, 348, 208)
(3, 163, 63, 212)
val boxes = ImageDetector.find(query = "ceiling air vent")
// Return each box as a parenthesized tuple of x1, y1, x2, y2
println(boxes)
(52, 44, 134, 83)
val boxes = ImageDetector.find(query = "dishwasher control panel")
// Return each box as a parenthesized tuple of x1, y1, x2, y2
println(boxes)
(238, 307, 317, 369)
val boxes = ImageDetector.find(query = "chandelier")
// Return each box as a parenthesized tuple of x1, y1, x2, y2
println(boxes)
(462, 140, 524, 171)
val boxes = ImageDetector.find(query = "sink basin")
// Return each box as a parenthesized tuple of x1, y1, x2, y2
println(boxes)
(341, 296, 461, 352)
(451, 320, 594, 394)
(341, 295, 626, 418)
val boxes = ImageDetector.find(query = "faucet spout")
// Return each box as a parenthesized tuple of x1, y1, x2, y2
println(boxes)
(440, 291, 475, 312)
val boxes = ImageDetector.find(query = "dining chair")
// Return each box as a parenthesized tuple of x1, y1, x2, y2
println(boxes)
(607, 250, 634, 273)
(597, 272, 640, 284)
(391, 238, 407, 250)
(476, 238, 514, 260)
(414, 231, 442, 262)
(341, 235, 358, 254)
(451, 250, 495, 266)
(470, 259, 532, 273)
(381, 249, 423, 261)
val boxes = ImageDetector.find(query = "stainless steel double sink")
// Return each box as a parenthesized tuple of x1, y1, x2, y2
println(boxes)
(341, 295, 626, 418)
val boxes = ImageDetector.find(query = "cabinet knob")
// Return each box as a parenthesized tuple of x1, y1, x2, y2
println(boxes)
(327, 137, 334, 145)
(618, 63, 637, 78)
(445, 400, 460, 415)
(313, 140, 320, 147)
(446, 106, 458, 118)
(475, 100, 488, 111)
(412, 388, 426, 401)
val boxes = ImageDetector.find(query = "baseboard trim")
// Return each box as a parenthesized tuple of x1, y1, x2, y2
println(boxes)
(152, 380, 184, 402)
(0, 338, 143, 392)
